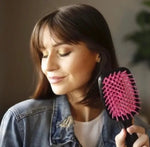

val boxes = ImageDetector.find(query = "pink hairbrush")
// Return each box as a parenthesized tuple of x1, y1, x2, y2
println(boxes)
(98, 67, 140, 147)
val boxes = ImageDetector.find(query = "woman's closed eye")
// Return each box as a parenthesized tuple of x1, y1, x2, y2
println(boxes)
(41, 46, 72, 58)
(42, 52, 49, 58)
(41, 49, 49, 58)
(41, 50, 71, 58)
(42, 55, 48, 58)
(57, 47, 72, 57)
(58, 51, 71, 57)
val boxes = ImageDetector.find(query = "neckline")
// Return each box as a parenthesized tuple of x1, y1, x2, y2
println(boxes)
(74, 110, 104, 125)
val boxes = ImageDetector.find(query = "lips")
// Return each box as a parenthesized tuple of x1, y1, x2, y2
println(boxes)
(48, 76, 66, 84)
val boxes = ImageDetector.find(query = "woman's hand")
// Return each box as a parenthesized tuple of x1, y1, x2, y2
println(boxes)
(115, 125, 149, 147)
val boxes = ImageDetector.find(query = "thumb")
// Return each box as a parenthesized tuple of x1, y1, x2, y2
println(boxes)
(115, 129, 127, 147)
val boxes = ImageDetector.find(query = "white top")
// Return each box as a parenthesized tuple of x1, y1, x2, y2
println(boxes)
(74, 111, 104, 147)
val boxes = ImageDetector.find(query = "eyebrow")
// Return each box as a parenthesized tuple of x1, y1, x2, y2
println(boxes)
(52, 42, 69, 48)
(40, 42, 70, 52)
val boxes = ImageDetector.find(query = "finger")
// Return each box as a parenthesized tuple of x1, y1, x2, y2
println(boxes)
(127, 125, 145, 136)
(115, 129, 126, 147)
(133, 134, 149, 147)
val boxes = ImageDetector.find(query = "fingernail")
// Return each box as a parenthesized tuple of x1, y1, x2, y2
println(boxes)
(127, 127, 132, 135)
(121, 129, 125, 135)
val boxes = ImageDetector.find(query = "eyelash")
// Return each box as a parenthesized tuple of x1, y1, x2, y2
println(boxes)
(58, 51, 71, 57)
(42, 55, 48, 58)
(42, 51, 71, 58)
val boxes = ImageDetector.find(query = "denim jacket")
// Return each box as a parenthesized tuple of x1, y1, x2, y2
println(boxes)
(0, 95, 150, 147)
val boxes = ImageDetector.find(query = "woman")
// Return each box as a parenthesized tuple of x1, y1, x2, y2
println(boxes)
(0, 4, 149, 147)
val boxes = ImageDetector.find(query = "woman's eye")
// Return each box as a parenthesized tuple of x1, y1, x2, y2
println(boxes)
(42, 54, 48, 58)
(58, 51, 71, 57)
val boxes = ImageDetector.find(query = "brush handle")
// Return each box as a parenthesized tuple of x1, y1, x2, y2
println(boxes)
(126, 132, 138, 147)
(122, 119, 138, 147)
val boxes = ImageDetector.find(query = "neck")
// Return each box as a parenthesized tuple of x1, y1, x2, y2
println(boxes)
(67, 94, 103, 122)
(71, 104, 103, 122)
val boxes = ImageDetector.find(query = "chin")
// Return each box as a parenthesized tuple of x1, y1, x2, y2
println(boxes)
(51, 87, 68, 95)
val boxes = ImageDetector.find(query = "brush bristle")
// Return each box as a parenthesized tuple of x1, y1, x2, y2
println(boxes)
(101, 67, 140, 121)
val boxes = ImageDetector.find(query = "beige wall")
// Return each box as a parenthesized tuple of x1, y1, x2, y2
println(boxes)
(0, 0, 150, 123)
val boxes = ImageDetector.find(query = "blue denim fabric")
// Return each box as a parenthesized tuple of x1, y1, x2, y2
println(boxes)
(0, 95, 150, 147)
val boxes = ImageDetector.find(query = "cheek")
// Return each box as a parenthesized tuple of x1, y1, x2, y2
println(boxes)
(66, 55, 96, 81)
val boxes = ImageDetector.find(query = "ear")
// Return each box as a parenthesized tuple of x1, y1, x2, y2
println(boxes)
(96, 54, 101, 63)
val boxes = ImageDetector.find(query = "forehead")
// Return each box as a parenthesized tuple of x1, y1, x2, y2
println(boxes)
(41, 26, 59, 48)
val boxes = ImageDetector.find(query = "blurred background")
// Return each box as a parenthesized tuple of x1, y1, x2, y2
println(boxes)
(0, 0, 150, 124)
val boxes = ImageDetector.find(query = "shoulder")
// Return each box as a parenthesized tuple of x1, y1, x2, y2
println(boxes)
(2, 98, 55, 122)
(0, 97, 60, 146)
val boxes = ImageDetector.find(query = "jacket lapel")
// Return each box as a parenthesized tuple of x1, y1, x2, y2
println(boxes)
(50, 96, 80, 146)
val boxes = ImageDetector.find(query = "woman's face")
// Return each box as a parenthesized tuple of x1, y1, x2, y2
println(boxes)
(41, 26, 98, 97)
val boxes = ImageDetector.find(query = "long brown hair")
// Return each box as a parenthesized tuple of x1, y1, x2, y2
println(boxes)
(30, 4, 119, 105)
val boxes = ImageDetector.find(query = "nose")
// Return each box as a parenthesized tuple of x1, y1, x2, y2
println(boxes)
(42, 54, 59, 72)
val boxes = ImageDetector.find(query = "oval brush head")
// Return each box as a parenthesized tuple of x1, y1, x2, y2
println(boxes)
(98, 67, 140, 122)
(98, 67, 141, 146)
